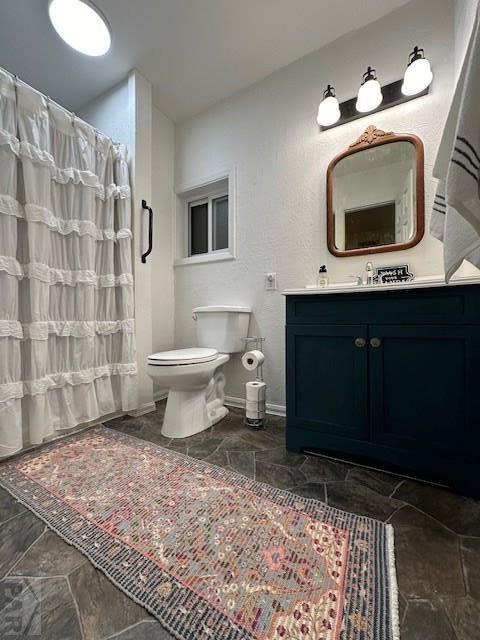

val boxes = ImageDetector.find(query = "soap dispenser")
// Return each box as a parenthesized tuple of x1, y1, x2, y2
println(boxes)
(365, 261, 374, 285)
(317, 265, 329, 288)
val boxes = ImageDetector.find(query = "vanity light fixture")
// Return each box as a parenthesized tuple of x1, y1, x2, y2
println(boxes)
(317, 85, 341, 127)
(318, 46, 432, 132)
(48, 0, 111, 56)
(402, 46, 433, 96)
(356, 67, 383, 113)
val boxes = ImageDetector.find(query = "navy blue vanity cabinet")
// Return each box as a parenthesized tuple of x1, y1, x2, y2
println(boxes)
(286, 325, 369, 440)
(285, 285, 480, 496)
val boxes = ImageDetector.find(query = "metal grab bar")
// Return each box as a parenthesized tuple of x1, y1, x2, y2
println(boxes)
(141, 199, 153, 264)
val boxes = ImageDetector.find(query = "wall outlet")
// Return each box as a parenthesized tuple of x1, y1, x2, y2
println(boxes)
(265, 272, 277, 291)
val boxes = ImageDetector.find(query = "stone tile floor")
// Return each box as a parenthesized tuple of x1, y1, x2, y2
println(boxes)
(0, 400, 479, 639)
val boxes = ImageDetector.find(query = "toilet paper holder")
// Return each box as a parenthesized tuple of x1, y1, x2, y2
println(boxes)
(241, 337, 266, 380)
(242, 337, 266, 430)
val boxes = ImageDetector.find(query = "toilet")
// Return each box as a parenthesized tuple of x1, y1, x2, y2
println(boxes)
(147, 305, 251, 439)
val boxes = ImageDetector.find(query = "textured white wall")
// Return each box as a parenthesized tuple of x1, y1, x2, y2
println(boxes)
(151, 106, 175, 396)
(174, 0, 479, 409)
(79, 80, 130, 148)
(80, 80, 176, 408)
(129, 71, 155, 413)
(80, 71, 157, 413)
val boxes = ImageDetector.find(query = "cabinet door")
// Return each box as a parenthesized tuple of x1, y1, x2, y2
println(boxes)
(369, 325, 480, 460)
(287, 325, 369, 440)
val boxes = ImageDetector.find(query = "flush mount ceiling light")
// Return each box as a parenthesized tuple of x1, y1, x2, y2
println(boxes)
(48, 0, 111, 56)
(317, 85, 341, 127)
(356, 67, 383, 113)
(402, 46, 433, 96)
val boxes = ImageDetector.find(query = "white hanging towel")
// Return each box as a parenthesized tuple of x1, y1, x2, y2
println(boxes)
(430, 5, 480, 281)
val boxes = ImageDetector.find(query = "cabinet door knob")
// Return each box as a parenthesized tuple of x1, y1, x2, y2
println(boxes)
(354, 337, 366, 348)
(370, 337, 382, 348)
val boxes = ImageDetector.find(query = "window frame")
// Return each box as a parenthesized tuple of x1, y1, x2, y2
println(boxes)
(186, 189, 229, 258)
(173, 167, 237, 267)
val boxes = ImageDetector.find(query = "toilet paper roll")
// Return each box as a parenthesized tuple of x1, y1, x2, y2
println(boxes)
(246, 380, 267, 401)
(246, 399, 266, 412)
(242, 350, 265, 371)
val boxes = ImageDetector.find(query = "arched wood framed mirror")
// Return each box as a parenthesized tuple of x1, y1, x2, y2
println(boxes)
(327, 126, 425, 257)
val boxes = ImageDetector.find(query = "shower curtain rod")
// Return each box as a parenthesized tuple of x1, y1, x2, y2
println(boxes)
(0, 63, 121, 146)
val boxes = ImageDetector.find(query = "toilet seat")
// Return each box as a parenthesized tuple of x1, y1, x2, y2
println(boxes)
(147, 347, 218, 366)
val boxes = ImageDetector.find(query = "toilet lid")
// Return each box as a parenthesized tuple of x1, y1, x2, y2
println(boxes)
(148, 347, 218, 366)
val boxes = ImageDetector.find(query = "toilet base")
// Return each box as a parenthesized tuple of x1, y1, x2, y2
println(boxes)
(161, 366, 229, 439)
(161, 389, 207, 438)
(208, 404, 228, 427)
(161, 391, 230, 438)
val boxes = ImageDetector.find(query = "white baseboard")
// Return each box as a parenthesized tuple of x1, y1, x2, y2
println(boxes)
(93, 409, 125, 425)
(127, 391, 285, 418)
(114, 392, 167, 420)
(224, 395, 286, 417)
(127, 401, 156, 417)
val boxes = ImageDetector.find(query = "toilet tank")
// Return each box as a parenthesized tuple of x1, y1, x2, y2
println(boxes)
(193, 305, 251, 353)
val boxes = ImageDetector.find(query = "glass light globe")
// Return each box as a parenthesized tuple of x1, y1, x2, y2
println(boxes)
(356, 79, 383, 113)
(317, 95, 341, 127)
(402, 57, 433, 96)
(49, 0, 111, 56)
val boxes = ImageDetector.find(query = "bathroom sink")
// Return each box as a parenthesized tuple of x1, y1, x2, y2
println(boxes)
(283, 275, 480, 295)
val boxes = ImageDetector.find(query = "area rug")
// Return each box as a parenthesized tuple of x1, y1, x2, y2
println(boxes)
(0, 427, 399, 640)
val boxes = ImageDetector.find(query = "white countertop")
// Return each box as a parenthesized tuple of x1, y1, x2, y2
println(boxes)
(282, 275, 480, 296)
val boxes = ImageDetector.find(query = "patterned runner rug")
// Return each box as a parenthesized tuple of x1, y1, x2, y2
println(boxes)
(0, 427, 399, 640)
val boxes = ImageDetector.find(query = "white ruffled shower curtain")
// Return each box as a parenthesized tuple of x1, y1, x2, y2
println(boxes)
(0, 68, 137, 457)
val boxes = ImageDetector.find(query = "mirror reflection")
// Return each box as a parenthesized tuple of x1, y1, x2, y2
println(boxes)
(332, 141, 417, 252)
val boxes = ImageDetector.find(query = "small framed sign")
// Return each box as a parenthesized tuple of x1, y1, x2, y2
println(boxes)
(373, 264, 414, 284)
